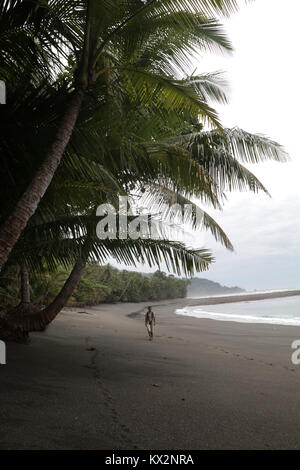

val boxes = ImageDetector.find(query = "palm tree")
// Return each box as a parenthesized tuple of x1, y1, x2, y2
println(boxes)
(0, 0, 289, 342)
(0, 34, 288, 343)
(0, 0, 241, 269)
(0, 107, 287, 342)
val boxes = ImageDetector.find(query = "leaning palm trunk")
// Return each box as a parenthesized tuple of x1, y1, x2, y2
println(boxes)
(0, 89, 84, 271)
(4, 264, 38, 322)
(0, 259, 86, 342)
(26, 259, 86, 332)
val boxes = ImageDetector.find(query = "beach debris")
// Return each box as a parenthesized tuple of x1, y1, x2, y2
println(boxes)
(86, 346, 96, 351)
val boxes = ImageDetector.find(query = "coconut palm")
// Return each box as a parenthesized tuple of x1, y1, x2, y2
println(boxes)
(0, 92, 287, 342)
(0, 0, 242, 269)
(0, 0, 289, 343)
(0, 32, 288, 340)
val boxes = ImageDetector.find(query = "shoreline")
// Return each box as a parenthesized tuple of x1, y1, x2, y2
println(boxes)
(185, 289, 300, 307)
(127, 290, 300, 323)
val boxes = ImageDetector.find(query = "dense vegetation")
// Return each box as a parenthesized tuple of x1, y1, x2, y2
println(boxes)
(0, 1, 287, 341)
(0, 264, 188, 308)
(72, 266, 188, 304)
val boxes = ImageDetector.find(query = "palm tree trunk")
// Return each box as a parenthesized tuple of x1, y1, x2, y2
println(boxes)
(20, 263, 30, 304)
(24, 258, 86, 332)
(0, 88, 84, 271)
(0, 259, 86, 341)
(3, 263, 36, 321)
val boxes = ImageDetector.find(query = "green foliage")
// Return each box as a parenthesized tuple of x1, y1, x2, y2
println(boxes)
(0, 0, 288, 301)
(71, 277, 109, 305)
(69, 264, 189, 305)
(0, 262, 188, 310)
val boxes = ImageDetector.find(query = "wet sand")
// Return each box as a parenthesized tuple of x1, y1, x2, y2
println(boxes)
(1, 297, 300, 449)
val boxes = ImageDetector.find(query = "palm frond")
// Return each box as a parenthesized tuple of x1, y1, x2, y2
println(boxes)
(197, 127, 289, 163)
(147, 143, 223, 207)
(141, 186, 233, 250)
(14, 233, 213, 277)
(122, 66, 222, 128)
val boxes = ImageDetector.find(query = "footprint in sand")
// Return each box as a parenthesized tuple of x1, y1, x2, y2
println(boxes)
(220, 349, 229, 354)
(284, 366, 295, 372)
(121, 424, 130, 433)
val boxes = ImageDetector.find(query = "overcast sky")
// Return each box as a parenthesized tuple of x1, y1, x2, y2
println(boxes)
(192, 0, 300, 290)
(112, 0, 300, 291)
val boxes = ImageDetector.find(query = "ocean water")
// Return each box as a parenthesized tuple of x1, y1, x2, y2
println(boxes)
(176, 295, 300, 326)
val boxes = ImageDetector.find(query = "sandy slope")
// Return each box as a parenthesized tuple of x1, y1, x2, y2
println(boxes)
(1, 298, 300, 449)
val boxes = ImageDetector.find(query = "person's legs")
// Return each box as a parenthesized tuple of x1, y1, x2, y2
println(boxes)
(150, 322, 154, 338)
(146, 322, 151, 339)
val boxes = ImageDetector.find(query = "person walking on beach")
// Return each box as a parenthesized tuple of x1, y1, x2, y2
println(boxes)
(145, 306, 156, 341)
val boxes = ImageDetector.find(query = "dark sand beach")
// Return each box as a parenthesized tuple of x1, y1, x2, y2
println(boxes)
(1, 294, 300, 450)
